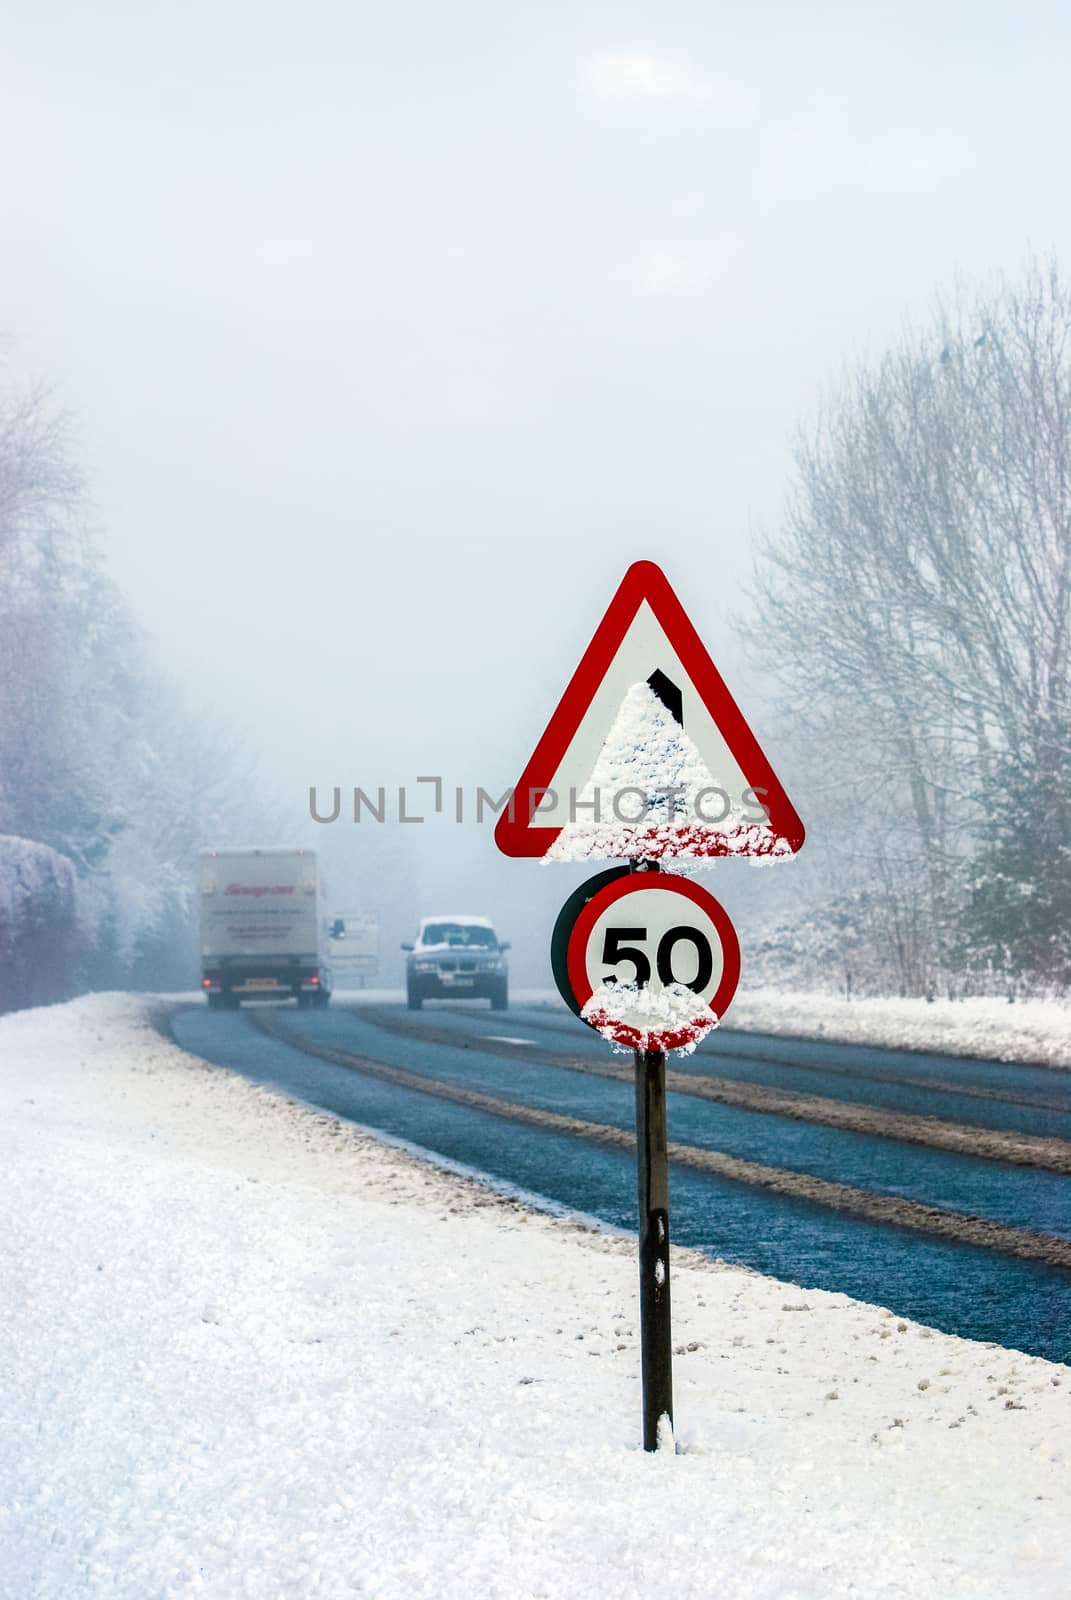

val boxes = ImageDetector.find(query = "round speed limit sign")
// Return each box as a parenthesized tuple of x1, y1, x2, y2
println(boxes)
(553, 871, 741, 1051)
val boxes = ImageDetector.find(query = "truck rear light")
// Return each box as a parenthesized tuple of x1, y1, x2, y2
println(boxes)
(309, 975, 320, 985)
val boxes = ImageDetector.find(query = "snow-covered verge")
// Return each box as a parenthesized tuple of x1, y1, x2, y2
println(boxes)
(1, 996, 1068, 1600)
(727, 988, 1071, 1069)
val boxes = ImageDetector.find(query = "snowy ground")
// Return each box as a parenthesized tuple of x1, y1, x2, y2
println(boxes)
(726, 989, 1071, 1069)
(1, 995, 1068, 1599)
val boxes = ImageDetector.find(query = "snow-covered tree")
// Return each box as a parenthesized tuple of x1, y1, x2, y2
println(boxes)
(747, 260, 1071, 994)
(0, 359, 281, 1009)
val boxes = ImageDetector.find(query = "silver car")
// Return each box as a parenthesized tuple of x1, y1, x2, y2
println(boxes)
(402, 915, 510, 1010)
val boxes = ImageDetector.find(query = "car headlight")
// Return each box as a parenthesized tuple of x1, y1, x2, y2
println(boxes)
(413, 961, 437, 972)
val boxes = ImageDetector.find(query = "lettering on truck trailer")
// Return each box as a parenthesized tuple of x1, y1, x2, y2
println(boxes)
(224, 883, 296, 897)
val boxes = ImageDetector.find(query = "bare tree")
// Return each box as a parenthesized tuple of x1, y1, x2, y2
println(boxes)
(747, 259, 1071, 992)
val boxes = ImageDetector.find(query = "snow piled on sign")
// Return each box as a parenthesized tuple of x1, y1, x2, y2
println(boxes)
(545, 680, 793, 862)
(581, 980, 718, 1055)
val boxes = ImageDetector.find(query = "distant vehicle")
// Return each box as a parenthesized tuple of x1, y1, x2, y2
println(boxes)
(327, 909, 380, 987)
(402, 915, 510, 1010)
(199, 847, 332, 1008)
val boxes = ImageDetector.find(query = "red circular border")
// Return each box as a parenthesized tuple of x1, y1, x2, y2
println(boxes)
(565, 873, 741, 1050)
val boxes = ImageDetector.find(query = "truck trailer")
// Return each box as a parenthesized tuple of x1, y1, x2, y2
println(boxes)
(199, 847, 332, 1008)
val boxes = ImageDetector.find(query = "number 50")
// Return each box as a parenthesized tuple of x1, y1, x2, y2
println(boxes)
(601, 926, 714, 993)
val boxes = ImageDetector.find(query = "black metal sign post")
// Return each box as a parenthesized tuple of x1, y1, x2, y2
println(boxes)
(632, 858, 673, 1451)
(635, 1041, 673, 1449)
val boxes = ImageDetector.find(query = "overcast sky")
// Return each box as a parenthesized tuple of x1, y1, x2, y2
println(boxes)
(2, 1, 1068, 972)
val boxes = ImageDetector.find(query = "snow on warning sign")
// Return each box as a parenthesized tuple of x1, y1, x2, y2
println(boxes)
(494, 560, 804, 862)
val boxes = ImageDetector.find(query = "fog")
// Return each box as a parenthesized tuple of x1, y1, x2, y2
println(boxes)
(3, 1, 1070, 987)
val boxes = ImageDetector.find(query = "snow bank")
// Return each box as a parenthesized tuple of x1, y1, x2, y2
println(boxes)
(728, 988, 1071, 1068)
(1, 994, 1068, 1599)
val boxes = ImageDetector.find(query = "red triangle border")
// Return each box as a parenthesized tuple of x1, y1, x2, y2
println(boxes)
(494, 560, 805, 860)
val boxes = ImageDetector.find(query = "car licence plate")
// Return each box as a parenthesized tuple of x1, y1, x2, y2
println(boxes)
(245, 977, 279, 989)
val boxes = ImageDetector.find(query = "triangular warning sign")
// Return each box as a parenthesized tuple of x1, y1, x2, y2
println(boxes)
(494, 560, 805, 861)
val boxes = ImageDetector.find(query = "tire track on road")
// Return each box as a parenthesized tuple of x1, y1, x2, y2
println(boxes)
(251, 1008, 1071, 1269)
(430, 1005, 1071, 1112)
(355, 1007, 1071, 1175)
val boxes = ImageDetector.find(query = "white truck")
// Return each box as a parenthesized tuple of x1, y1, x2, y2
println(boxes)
(199, 847, 332, 1008)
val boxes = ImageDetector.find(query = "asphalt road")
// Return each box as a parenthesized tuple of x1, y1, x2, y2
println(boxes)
(168, 997, 1071, 1364)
